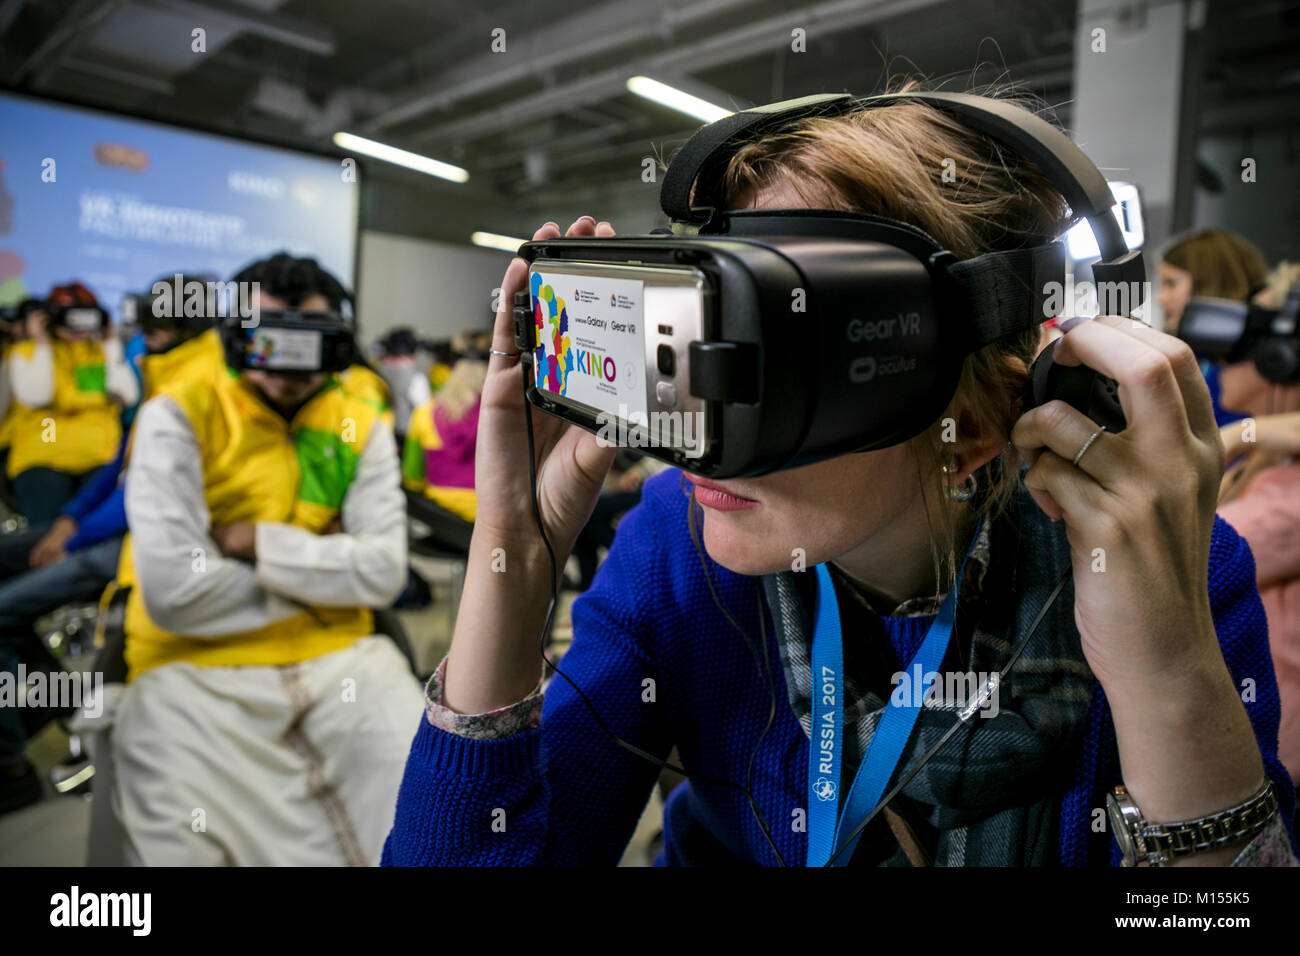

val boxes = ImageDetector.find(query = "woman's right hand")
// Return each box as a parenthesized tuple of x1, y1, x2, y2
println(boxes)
(475, 216, 620, 569)
(1219, 411, 1300, 462)
(443, 216, 619, 715)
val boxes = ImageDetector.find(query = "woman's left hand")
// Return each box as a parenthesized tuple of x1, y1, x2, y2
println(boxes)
(1009, 315, 1227, 693)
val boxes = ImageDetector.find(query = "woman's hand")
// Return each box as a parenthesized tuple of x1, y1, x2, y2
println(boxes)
(1011, 315, 1225, 688)
(444, 216, 619, 714)
(29, 515, 77, 568)
(1010, 315, 1266, 848)
(210, 522, 257, 562)
(1220, 411, 1300, 462)
(474, 216, 620, 568)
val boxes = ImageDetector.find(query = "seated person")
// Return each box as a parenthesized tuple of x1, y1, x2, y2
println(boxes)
(376, 327, 432, 446)
(0, 301, 49, 486)
(1212, 262, 1300, 784)
(1158, 230, 1270, 428)
(0, 275, 221, 815)
(111, 256, 422, 865)
(401, 331, 490, 523)
(4, 283, 138, 523)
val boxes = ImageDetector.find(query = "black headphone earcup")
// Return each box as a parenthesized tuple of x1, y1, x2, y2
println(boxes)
(1025, 338, 1059, 410)
(1253, 341, 1300, 384)
(1022, 337, 1127, 432)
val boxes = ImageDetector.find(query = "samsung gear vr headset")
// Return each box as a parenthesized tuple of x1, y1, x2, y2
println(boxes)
(511, 90, 1138, 478)
(221, 309, 360, 374)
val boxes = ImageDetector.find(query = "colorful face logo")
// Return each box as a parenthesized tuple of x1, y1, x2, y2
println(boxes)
(249, 330, 276, 367)
(532, 273, 618, 393)
(532, 272, 571, 395)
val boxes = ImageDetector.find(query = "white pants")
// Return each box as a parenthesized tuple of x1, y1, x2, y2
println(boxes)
(110, 636, 424, 866)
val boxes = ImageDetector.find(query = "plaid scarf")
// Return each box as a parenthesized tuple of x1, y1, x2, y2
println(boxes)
(763, 480, 1095, 866)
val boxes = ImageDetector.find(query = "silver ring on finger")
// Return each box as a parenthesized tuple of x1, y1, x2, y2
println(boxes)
(1072, 425, 1108, 467)
(490, 348, 522, 360)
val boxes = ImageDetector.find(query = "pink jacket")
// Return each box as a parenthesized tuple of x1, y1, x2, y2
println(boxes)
(1218, 459, 1300, 783)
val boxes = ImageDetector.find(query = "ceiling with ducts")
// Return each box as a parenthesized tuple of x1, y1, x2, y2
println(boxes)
(3, 0, 1297, 242)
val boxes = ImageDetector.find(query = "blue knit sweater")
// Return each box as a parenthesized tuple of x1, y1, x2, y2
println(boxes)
(384, 470, 1298, 866)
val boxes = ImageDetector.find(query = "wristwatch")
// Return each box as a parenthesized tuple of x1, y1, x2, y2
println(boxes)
(1106, 779, 1278, 866)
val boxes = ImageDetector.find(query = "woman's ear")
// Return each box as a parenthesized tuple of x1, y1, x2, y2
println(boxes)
(948, 408, 1006, 484)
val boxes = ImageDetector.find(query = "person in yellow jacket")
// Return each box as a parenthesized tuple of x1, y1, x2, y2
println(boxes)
(401, 332, 490, 523)
(4, 284, 138, 522)
(110, 256, 422, 866)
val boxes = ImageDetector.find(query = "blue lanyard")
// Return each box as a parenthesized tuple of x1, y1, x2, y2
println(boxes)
(806, 519, 983, 867)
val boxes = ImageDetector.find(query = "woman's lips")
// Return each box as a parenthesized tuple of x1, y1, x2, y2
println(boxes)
(689, 476, 758, 512)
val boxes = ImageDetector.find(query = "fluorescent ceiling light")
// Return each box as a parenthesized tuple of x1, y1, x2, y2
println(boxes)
(332, 132, 469, 183)
(626, 76, 731, 123)
(472, 231, 527, 253)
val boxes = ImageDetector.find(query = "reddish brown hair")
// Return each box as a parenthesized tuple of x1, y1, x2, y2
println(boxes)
(692, 81, 1075, 596)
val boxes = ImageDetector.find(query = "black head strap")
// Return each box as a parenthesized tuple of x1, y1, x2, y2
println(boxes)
(946, 243, 1067, 352)
(661, 88, 1145, 323)
(660, 92, 856, 228)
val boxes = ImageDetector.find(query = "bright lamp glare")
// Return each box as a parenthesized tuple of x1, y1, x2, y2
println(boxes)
(626, 76, 731, 123)
(471, 231, 527, 253)
(332, 132, 469, 183)
(1065, 181, 1144, 261)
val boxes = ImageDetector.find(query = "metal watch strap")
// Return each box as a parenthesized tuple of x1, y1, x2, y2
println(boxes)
(1125, 779, 1278, 865)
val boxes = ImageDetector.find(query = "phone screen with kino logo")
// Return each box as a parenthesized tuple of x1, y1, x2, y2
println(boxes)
(529, 266, 648, 422)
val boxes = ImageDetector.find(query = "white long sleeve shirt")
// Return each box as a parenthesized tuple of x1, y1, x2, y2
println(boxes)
(125, 393, 407, 638)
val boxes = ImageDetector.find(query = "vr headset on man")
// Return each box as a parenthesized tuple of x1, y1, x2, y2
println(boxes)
(511, 91, 1137, 479)
(49, 301, 110, 334)
(220, 309, 360, 374)
(1177, 279, 1300, 384)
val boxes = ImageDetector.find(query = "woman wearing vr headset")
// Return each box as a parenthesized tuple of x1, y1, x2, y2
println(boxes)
(1213, 262, 1300, 786)
(402, 330, 492, 522)
(1158, 229, 1270, 429)
(4, 282, 138, 524)
(386, 85, 1296, 867)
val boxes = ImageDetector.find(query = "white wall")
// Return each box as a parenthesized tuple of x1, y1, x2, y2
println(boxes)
(1194, 131, 1300, 266)
(355, 230, 512, 344)
(1071, 0, 1191, 254)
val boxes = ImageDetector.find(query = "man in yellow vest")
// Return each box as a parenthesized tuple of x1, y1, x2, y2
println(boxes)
(3, 283, 138, 523)
(112, 256, 421, 865)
